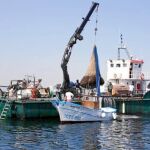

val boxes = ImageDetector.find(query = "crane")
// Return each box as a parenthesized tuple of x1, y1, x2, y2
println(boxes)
(61, 2, 99, 92)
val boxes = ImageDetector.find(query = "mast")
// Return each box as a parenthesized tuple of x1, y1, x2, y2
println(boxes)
(117, 34, 131, 60)
(61, 2, 99, 91)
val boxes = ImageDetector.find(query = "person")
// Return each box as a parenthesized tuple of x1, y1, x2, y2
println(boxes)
(108, 82, 113, 95)
(65, 91, 74, 102)
(35, 79, 43, 89)
(20, 79, 27, 89)
(56, 84, 61, 99)
(129, 83, 134, 96)
(75, 79, 82, 93)
(75, 80, 80, 88)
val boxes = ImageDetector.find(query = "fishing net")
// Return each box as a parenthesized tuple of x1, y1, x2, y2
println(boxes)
(80, 49, 104, 88)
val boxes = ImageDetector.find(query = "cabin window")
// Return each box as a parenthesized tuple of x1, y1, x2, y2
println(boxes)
(139, 64, 141, 68)
(130, 63, 133, 69)
(110, 64, 114, 67)
(116, 64, 121, 67)
(123, 63, 127, 67)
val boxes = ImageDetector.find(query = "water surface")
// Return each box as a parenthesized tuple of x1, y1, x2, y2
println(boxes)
(0, 115, 150, 150)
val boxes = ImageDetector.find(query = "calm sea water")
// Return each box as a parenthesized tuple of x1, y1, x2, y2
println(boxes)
(0, 115, 150, 150)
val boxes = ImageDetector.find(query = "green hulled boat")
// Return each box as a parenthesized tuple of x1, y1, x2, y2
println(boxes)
(100, 34, 150, 115)
(0, 98, 58, 119)
(114, 91, 150, 114)
(0, 77, 60, 120)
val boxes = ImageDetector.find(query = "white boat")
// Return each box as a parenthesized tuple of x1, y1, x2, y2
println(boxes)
(52, 100, 117, 123)
(52, 2, 117, 123)
(52, 44, 117, 123)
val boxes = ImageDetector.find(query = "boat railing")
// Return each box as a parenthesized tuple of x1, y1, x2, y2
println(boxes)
(129, 71, 150, 80)
(17, 87, 50, 99)
(81, 94, 99, 101)
(3, 87, 51, 100)
(0, 85, 9, 98)
(142, 72, 150, 80)
(80, 88, 148, 99)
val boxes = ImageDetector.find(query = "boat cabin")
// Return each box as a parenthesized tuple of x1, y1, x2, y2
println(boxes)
(105, 35, 150, 96)
(107, 58, 146, 95)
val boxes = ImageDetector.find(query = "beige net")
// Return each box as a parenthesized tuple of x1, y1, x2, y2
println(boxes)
(80, 49, 104, 87)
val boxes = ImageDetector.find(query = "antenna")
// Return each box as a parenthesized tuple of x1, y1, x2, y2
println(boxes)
(117, 34, 131, 60)
(120, 33, 123, 48)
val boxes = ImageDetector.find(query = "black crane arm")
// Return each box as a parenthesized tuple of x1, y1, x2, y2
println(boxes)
(61, 2, 99, 90)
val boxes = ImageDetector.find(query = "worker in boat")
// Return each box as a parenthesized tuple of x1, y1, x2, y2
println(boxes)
(20, 79, 27, 89)
(75, 79, 82, 94)
(75, 79, 80, 88)
(69, 81, 76, 88)
(56, 84, 61, 99)
(35, 79, 43, 89)
(31, 87, 41, 99)
(65, 91, 74, 102)
(8, 85, 18, 98)
(108, 82, 113, 96)
(129, 82, 134, 96)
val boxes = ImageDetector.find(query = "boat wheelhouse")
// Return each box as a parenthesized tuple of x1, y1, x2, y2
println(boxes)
(106, 34, 150, 96)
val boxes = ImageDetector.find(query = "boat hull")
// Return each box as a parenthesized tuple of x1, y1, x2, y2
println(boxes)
(0, 98, 59, 119)
(52, 100, 117, 123)
(115, 98, 150, 114)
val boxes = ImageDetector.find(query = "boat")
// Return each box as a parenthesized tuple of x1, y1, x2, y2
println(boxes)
(52, 2, 117, 123)
(102, 34, 150, 114)
(52, 100, 116, 123)
(52, 45, 117, 122)
(105, 34, 150, 97)
(0, 76, 59, 119)
(0, 97, 58, 119)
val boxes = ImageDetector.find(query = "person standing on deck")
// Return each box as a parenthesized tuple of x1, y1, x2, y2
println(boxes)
(65, 91, 74, 102)
(108, 82, 113, 96)
(35, 79, 43, 89)
(75, 79, 82, 94)
(129, 82, 134, 96)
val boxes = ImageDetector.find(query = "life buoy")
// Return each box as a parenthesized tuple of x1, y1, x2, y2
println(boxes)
(140, 73, 144, 80)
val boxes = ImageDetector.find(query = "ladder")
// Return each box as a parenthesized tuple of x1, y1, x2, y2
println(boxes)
(0, 100, 11, 120)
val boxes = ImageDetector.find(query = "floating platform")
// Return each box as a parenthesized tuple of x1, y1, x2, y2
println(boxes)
(0, 92, 150, 120)
(115, 97, 150, 114)
(101, 92, 150, 115)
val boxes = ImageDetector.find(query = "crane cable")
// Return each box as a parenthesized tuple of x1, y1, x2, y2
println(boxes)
(94, 4, 99, 44)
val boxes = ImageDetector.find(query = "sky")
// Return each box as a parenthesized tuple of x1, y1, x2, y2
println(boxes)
(0, 0, 150, 86)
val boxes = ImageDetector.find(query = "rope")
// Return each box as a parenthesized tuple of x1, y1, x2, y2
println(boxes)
(94, 5, 99, 44)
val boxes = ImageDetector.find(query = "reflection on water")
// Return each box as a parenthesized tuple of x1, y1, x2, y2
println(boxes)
(0, 116, 150, 150)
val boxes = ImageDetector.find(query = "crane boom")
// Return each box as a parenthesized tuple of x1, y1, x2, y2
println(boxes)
(61, 2, 99, 90)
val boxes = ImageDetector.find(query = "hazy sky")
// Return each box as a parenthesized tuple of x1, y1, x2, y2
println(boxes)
(0, 0, 150, 86)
